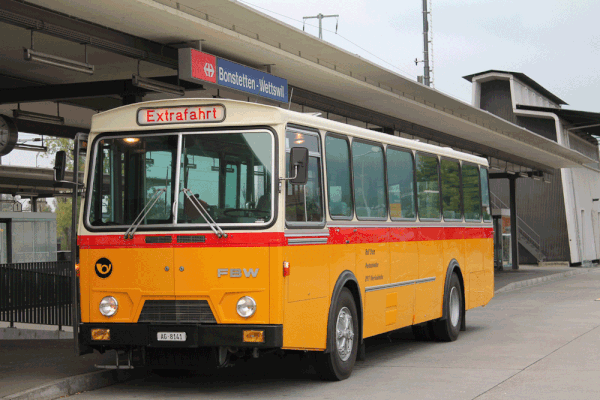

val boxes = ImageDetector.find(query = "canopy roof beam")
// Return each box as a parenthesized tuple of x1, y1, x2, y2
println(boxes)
(0, 0, 178, 69)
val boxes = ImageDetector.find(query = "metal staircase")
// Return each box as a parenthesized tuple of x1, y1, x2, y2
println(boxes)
(491, 193, 546, 263)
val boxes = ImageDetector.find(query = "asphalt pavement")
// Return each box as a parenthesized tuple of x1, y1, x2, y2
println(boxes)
(1, 264, 598, 399)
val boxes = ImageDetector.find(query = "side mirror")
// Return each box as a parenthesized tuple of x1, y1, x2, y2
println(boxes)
(54, 151, 66, 182)
(289, 147, 309, 185)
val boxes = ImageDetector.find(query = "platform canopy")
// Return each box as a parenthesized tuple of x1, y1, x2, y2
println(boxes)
(0, 0, 594, 173)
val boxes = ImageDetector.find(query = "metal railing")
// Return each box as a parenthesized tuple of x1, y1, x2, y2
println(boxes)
(0, 261, 72, 329)
(491, 193, 545, 261)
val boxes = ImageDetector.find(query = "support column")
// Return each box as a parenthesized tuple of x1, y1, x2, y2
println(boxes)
(509, 176, 519, 270)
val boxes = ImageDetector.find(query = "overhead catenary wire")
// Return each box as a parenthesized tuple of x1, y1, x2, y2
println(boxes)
(236, 0, 418, 80)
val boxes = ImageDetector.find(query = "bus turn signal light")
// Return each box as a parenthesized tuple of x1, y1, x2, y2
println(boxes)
(283, 261, 290, 277)
(243, 330, 264, 343)
(91, 329, 110, 341)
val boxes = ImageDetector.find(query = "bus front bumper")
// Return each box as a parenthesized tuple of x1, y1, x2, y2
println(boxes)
(80, 323, 283, 349)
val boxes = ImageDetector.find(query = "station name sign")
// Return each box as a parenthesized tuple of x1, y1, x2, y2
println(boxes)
(137, 105, 225, 126)
(178, 48, 289, 103)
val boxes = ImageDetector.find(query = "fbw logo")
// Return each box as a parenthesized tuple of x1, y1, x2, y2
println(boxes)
(204, 63, 215, 78)
(95, 258, 113, 279)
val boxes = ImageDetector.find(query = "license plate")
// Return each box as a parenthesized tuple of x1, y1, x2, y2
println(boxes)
(157, 332, 187, 341)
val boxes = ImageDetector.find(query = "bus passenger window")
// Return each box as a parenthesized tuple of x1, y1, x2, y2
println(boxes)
(416, 153, 441, 220)
(352, 141, 387, 220)
(325, 135, 353, 218)
(387, 148, 416, 220)
(480, 168, 492, 221)
(441, 159, 462, 221)
(462, 164, 481, 221)
(285, 129, 324, 224)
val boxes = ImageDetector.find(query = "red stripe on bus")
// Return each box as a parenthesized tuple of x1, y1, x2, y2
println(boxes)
(79, 227, 492, 248)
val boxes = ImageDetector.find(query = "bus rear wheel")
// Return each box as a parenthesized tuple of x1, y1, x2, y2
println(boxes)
(432, 273, 463, 342)
(316, 288, 359, 381)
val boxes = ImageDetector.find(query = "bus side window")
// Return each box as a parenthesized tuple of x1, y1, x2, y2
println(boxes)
(441, 158, 462, 221)
(285, 129, 324, 224)
(480, 168, 492, 222)
(462, 163, 481, 221)
(416, 152, 441, 220)
(352, 141, 387, 220)
(325, 134, 353, 219)
(387, 147, 416, 220)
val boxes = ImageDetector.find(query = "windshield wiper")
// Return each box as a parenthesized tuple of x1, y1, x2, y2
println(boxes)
(182, 188, 228, 238)
(123, 188, 167, 239)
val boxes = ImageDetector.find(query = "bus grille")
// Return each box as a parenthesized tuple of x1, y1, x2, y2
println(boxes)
(138, 300, 217, 324)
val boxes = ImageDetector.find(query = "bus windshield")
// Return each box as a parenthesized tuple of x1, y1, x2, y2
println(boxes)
(177, 132, 273, 225)
(87, 131, 273, 228)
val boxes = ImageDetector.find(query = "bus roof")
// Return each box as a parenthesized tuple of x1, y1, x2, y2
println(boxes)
(91, 98, 488, 166)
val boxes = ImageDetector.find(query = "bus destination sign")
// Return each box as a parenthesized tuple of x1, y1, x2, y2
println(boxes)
(178, 48, 288, 103)
(137, 105, 225, 126)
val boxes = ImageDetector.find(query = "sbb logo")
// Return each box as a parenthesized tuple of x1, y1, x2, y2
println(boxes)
(204, 63, 215, 78)
(95, 258, 113, 278)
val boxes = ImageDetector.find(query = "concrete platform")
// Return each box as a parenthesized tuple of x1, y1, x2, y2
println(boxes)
(0, 340, 130, 399)
(494, 264, 596, 293)
(0, 264, 595, 399)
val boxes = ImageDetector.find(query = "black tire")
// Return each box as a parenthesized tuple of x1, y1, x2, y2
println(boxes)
(432, 273, 463, 342)
(315, 288, 359, 381)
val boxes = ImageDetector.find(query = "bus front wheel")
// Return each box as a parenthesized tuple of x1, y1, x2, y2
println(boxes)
(432, 273, 463, 342)
(316, 288, 359, 381)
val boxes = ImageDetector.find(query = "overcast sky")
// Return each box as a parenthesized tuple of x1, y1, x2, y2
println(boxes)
(240, 0, 599, 112)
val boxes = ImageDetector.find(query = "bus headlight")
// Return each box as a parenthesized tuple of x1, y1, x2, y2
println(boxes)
(236, 296, 256, 318)
(99, 296, 118, 317)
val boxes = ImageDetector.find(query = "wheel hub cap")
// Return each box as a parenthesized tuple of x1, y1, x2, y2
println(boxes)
(336, 307, 354, 362)
(449, 286, 460, 327)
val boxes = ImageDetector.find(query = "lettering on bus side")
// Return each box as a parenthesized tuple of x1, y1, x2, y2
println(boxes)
(217, 268, 259, 278)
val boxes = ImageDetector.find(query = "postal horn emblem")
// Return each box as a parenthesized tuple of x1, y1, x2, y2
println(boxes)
(95, 258, 113, 278)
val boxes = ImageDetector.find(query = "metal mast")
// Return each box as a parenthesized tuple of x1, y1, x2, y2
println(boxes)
(303, 13, 339, 40)
(422, 0, 431, 86)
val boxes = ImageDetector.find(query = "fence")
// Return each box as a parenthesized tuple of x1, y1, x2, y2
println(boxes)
(0, 261, 72, 329)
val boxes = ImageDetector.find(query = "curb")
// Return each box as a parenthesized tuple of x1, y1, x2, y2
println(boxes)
(0, 328, 73, 340)
(1, 369, 146, 400)
(495, 268, 597, 294)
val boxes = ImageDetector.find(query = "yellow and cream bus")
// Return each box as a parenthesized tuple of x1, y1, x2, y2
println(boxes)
(70, 98, 493, 380)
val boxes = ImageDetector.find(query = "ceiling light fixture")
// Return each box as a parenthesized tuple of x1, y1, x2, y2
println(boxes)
(132, 74, 185, 96)
(13, 109, 64, 125)
(23, 48, 95, 75)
